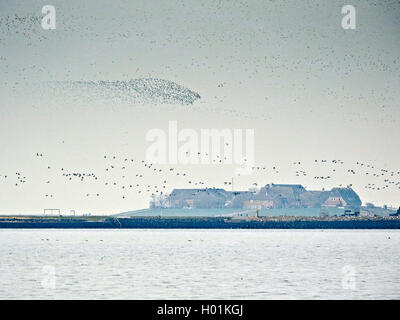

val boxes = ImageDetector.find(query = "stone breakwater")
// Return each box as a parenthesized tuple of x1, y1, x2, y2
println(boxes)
(0, 216, 400, 229)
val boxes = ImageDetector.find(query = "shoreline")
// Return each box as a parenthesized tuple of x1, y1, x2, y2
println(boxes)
(1, 215, 400, 229)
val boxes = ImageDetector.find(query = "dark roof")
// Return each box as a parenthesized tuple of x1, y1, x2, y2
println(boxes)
(329, 187, 361, 207)
(170, 188, 230, 198)
(267, 184, 306, 191)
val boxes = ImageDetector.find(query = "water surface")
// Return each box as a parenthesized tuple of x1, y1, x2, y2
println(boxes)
(0, 229, 399, 299)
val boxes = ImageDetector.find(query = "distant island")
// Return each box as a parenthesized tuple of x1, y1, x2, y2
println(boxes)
(1, 183, 399, 229)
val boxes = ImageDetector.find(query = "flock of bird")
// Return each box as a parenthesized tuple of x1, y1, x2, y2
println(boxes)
(0, 4, 398, 207)
(47, 78, 201, 105)
(0, 14, 44, 42)
(1, 4, 398, 124)
(0, 150, 399, 203)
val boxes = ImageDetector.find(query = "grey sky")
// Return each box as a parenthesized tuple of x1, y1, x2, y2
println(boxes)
(0, 0, 399, 214)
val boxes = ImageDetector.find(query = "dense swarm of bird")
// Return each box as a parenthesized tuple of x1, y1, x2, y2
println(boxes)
(45, 78, 201, 105)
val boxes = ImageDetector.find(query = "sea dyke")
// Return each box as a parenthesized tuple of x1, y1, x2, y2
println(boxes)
(0, 215, 400, 229)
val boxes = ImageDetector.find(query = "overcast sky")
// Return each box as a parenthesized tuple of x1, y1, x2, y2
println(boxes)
(0, 0, 399, 214)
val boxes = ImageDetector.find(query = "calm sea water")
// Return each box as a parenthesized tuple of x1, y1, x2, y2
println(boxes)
(0, 229, 399, 299)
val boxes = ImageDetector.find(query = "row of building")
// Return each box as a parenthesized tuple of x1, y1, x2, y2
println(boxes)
(150, 183, 362, 210)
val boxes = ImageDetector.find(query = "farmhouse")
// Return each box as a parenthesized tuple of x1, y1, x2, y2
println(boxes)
(151, 183, 362, 210)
